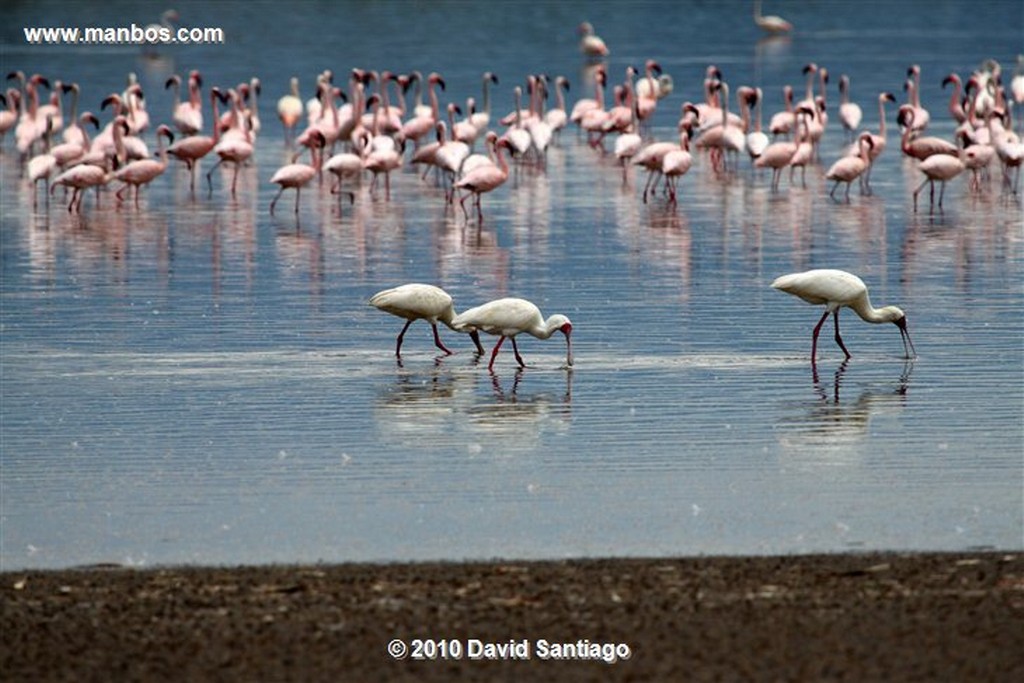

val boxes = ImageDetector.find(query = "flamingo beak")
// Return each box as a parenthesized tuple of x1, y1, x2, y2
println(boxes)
(895, 317, 916, 359)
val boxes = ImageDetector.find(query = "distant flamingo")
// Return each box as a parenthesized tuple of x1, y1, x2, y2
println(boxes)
(50, 162, 106, 213)
(0, 88, 18, 146)
(850, 92, 896, 192)
(370, 283, 485, 358)
(838, 75, 862, 138)
(470, 71, 499, 130)
(269, 130, 325, 214)
(166, 87, 224, 196)
(753, 0, 792, 33)
(772, 269, 915, 362)
(577, 22, 609, 59)
(163, 72, 201, 136)
(897, 106, 957, 160)
(454, 136, 512, 221)
(206, 89, 255, 197)
(544, 75, 570, 137)
(825, 132, 873, 201)
(755, 104, 813, 190)
(109, 123, 173, 208)
(913, 153, 965, 212)
(902, 65, 930, 132)
(662, 129, 694, 204)
(277, 76, 303, 143)
(452, 297, 573, 371)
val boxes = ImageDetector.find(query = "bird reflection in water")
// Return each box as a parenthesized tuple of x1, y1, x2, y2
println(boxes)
(777, 360, 914, 463)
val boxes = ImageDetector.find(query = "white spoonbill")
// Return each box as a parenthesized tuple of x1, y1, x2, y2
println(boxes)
(771, 269, 915, 362)
(452, 298, 573, 371)
(369, 284, 485, 357)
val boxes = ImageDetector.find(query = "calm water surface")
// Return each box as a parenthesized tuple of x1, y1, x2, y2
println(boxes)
(1, 1, 1022, 569)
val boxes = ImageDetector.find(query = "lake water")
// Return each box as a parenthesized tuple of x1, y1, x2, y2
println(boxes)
(1, 1, 1022, 569)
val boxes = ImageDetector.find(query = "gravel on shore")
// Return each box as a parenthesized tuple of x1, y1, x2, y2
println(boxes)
(2, 551, 1022, 681)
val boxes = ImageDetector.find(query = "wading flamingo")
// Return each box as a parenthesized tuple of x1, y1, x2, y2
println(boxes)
(771, 269, 915, 362)
(454, 136, 512, 221)
(452, 298, 573, 371)
(825, 132, 873, 201)
(369, 284, 485, 358)
(913, 153, 965, 212)
(269, 130, 324, 214)
(109, 123, 173, 208)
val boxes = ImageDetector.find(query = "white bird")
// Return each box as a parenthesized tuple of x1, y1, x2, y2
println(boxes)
(771, 269, 916, 362)
(753, 0, 792, 33)
(452, 297, 573, 371)
(577, 21, 609, 59)
(370, 284, 485, 358)
(838, 75, 862, 138)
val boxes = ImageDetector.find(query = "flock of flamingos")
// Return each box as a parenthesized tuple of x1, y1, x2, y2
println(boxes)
(2, 16, 1023, 369)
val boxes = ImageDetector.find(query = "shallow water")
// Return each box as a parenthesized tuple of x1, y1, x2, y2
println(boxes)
(1, 1, 1022, 569)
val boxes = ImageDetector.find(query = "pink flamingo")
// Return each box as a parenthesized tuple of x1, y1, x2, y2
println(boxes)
(270, 130, 325, 214)
(913, 154, 965, 212)
(848, 92, 896, 193)
(662, 129, 694, 204)
(166, 87, 224, 196)
(826, 132, 873, 201)
(166, 71, 203, 135)
(277, 77, 303, 143)
(109, 123, 173, 208)
(454, 136, 512, 222)
(902, 65, 930, 132)
(755, 104, 814, 190)
(897, 106, 957, 160)
(0, 88, 19, 146)
(50, 162, 106, 213)
(838, 75, 862, 138)
(206, 89, 255, 197)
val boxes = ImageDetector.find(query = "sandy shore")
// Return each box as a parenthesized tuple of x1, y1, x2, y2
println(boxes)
(2, 551, 1022, 681)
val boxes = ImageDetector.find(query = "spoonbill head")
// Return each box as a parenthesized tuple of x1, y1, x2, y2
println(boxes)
(771, 269, 915, 362)
(370, 283, 485, 358)
(452, 297, 573, 370)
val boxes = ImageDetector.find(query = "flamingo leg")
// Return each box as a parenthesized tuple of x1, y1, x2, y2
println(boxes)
(293, 186, 301, 214)
(395, 319, 414, 357)
(269, 185, 285, 214)
(511, 337, 526, 367)
(833, 310, 852, 359)
(206, 157, 224, 193)
(231, 163, 240, 197)
(134, 184, 141, 210)
(488, 336, 507, 370)
(912, 176, 930, 212)
(811, 309, 830, 361)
